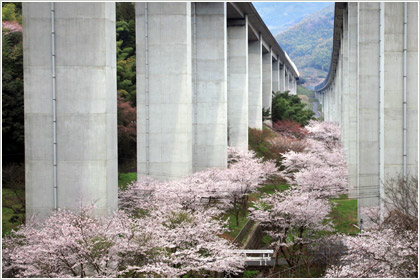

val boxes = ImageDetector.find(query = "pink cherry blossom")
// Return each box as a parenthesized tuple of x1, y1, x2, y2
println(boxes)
(324, 229, 417, 278)
(250, 188, 333, 269)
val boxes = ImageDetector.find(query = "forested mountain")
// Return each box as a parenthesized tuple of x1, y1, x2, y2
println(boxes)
(253, 2, 333, 35)
(276, 4, 334, 86)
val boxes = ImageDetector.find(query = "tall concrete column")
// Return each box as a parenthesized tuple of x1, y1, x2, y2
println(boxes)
(325, 88, 329, 121)
(23, 3, 117, 219)
(326, 87, 331, 121)
(358, 2, 380, 208)
(193, 2, 227, 171)
(272, 59, 280, 93)
(227, 16, 248, 151)
(289, 75, 294, 95)
(331, 85, 335, 121)
(405, 2, 419, 177)
(262, 49, 273, 113)
(289, 73, 295, 95)
(336, 42, 343, 125)
(341, 19, 349, 131)
(279, 63, 286, 92)
(324, 90, 327, 121)
(136, 3, 193, 180)
(284, 70, 289, 92)
(383, 2, 418, 179)
(347, 3, 358, 198)
(248, 39, 263, 129)
(330, 83, 335, 121)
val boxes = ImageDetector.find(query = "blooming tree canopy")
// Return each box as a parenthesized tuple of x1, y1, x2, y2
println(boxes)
(4, 147, 281, 277)
(281, 121, 348, 198)
(324, 229, 418, 278)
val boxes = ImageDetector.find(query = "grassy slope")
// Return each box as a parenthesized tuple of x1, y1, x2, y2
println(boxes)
(118, 172, 137, 190)
(330, 195, 359, 234)
(297, 84, 314, 96)
(297, 84, 318, 102)
(298, 95, 312, 111)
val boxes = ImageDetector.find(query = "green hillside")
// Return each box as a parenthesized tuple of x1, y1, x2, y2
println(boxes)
(276, 4, 334, 87)
(253, 2, 333, 35)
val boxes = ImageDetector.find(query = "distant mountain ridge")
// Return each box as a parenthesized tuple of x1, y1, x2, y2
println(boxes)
(253, 2, 333, 35)
(276, 5, 334, 86)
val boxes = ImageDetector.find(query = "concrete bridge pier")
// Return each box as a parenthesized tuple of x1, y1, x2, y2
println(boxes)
(357, 2, 381, 208)
(272, 59, 280, 93)
(136, 2, 193, 180)
(23, 3, 118, 219)
(227, 15, 249, 151)
(292, 77, 297, 95)
(346, 3, 358, 198)
(248, 39, 263, 130)
(193, 2, 228, 171)
(287, 72, 293, 95)
(284, 69, 289, 93)
(262, 48, 273, 114)
(279, 63, 286, 92)
(289, 77, 294, 95)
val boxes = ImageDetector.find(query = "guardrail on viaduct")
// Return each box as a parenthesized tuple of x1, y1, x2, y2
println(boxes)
(23, 2, 300, 219)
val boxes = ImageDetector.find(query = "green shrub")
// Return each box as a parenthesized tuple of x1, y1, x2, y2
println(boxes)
(271, 91, 314, 126)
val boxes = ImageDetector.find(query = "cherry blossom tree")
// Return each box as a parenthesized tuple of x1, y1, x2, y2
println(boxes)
(290, 166, 348, 199)
(324, 175, 418, 278)
(244, 120, 349, 274)
(266, 135, 307, 159)
(250, 189, 333, 271)
(280, 121, 348, 199)
(281, 150, 326, 173)
(4, 142, 283, 277)
(3, 205, 245, 278)
(2, 206, 160, 278)
(5, 146, 286, 277)
(2, 20, 22, 34)
(119, 147, 278, 227)
(324, 229, 418, 278)
(305, 120, 341, 145)
(122, 206, 245, 278)
(225, 147, 278, 225)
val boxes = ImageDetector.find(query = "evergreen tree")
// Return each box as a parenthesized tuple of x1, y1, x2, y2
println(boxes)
(271, 91, 314, 125)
